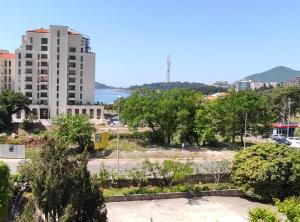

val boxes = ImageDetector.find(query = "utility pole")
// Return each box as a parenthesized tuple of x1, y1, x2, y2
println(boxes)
(117, 95, 121, 174)
(287, 98, 291, 138)
(166, 55, 171, 83)
(244, 112, 247, 149)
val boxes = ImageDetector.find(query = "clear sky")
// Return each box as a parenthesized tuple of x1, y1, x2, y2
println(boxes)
(1, 0, 300, 87)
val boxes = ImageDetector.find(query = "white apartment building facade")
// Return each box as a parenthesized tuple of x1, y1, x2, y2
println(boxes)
(13, 25, 104, 124)
(0, 50, 15, 92)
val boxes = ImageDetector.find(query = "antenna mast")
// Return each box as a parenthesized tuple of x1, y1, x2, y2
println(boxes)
(166, 55, 171, 83)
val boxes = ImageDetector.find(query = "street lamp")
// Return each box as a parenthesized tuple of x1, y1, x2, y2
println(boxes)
(116, 95, 121, 174)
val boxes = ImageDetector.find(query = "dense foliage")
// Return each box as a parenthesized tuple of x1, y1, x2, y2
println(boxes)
(249, 207, 281, 222)
(231, 144, 300, 201)
(0, 90, 30, 131)
(0, 161, 10, 221)
(264, 86, 300, 122)
(23, 139, 107, 221)
(55, 114, 96, 151)
(121, 88, 204, 145)
(249, 197, 300, 222)
(121, 88, 275, 145)
(128, 81, 227, 95)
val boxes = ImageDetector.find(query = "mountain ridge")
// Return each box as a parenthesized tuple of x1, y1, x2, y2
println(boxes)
(243, 66, 300, 83)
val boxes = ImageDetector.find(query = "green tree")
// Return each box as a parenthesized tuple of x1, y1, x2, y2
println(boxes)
(195, 101, 217, 145)
(121, 88, 204, 145)
(27, 139, 107, 221)
(0, 90, 30, 131)
(0, 161, 11, 221)
(264, 86, 300, 122)
(231, 144, 300, 201)
(55, 114, 96, 151)
(214, 90, 273, 143)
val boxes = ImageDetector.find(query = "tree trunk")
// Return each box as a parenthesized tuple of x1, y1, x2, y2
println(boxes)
(240, 135, 244, 144)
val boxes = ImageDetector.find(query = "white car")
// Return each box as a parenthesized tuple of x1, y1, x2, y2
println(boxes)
(286, 137, 300, 148)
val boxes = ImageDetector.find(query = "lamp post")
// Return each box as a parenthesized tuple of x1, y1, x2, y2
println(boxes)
(117, 95, 121, 174)
(287, 98, 291, 138)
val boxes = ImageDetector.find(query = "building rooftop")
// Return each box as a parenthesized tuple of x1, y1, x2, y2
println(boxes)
(0, 52, 15, 59)
(27, 28, 81, 35)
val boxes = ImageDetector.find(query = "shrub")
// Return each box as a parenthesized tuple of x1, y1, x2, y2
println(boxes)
(249, 207, 280, 222)
(32, 128, 41, 135)
(127, 168, 147, 188)
(0, 161, 11, 221)
(98, 163, 109, 187)
(20, 119, 34, 131)
(276, 197, 300, 221)
(231, 144, 300, 201)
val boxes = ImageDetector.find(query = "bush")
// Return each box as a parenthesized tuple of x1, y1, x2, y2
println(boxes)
(276, 197, 300, 221)
(231, 144, 300, 201)
(20, 119, 34, 131)
(0, 161, 11, 221)
(32, 128, 41, 135)
(249, 207, 280, 222)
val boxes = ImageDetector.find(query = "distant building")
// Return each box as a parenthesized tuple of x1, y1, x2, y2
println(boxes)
(0, 50, 15, 92)
(267, 82, 278, 88)
(250, 82, 264, 90)
(235, 80, 251, 91)
(284, 77, 300, 88)
(213, 81, 230, 88)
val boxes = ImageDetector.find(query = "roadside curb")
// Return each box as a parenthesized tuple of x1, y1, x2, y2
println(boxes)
(105, 189, 242, 202)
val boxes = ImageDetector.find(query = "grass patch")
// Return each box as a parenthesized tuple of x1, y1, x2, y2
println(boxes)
(103, 183, 235, 197)
(25, 148, 40, 159)
(107, 139, 146, 152)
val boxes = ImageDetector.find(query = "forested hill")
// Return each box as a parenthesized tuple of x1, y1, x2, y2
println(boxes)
(128, 82, 227, 95)
(243, 66, 300, 83)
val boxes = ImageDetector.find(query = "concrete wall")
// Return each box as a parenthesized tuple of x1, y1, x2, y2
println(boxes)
(0, 144, 25, 159)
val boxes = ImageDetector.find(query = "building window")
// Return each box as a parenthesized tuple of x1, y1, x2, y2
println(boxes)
(18, 53, 21, 59)
(26, 45, 32, 50)
(80, 63, 83, 69)
(80, 56, 83, 62)
(57, 47, 60, 53)
(56, 93, 59, 99)
(56, 109, 59, 115)
(81, 48, 83, 53)
(25, 92, 32, 97)
(80, 86, 83, 92)
(69, 55, 76, 60)
(80, 71, 83, 77)
(57, 86, 59, 91)
(57, 70, 59, 75)
(8, 61, 11, 67)
(80, 79, 83, 84)
(25, 69, 32, 74)
(41, 46, 48, 51)
(25, 61, 33, 66)
(57, 55, 60, 61)
(69, 63, 76, 68)
(57, 39, 60, 45)
(82, 109, 86, 115)
(69, 47, 76, 53)
(57, 62, 59, 68)
(41, 54, 48, 59)
(30, 37, 33, 43)
(69, 70, 76, 75)
(75, 109, 79, 115)
(56, 101, 59, 106)
(41, 38, 48, 44)
(41, 85, 48, 90)
(89, 109, 94, 119)
(80, 94, 82, 99)
(25, 53, 32, 58)
(57, 78, 59, 84)
(18, 69, 21, 75)
(57, 30, 60, 37)
(97, 109, 101, 119)
(67, 109, 72, 114)
(18, 61, 21, 67)
(41, 62, 48, 67)
(25, 84, 32, 89)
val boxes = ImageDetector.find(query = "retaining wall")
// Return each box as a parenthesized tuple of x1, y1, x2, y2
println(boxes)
(105, 189, 242, 202)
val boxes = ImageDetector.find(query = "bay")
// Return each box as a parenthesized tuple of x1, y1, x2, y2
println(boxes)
(95, 89, 130, 104)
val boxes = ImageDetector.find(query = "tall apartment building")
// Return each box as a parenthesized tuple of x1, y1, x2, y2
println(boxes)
(14, 25, 103, 123)
(235, 80, 251, 91)
(0, 50, 15, 92)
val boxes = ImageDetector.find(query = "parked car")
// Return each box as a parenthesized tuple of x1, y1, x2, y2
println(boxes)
(275, 137, 291, 145)
(289, 141, 300, 148)
(272, 134, 286, 141)
(286, 137, 300, 143)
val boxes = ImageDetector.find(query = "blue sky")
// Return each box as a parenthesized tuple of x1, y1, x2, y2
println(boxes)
(1, 0, 300, 87)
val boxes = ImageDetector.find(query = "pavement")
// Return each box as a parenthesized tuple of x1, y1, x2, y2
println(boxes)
(107, 196, 272, 222)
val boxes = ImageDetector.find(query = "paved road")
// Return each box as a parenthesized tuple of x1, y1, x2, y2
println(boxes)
(107, 196, 271, 222)
(1, 158, 225, 175)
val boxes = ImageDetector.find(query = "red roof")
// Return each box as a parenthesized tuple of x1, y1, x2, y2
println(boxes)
(0, 52, 15, 59)
(272, 122, 299, 129)
(27, 28, 49, 33)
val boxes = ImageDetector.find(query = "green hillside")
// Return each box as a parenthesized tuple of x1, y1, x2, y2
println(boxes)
(243, 66, 300, 83)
